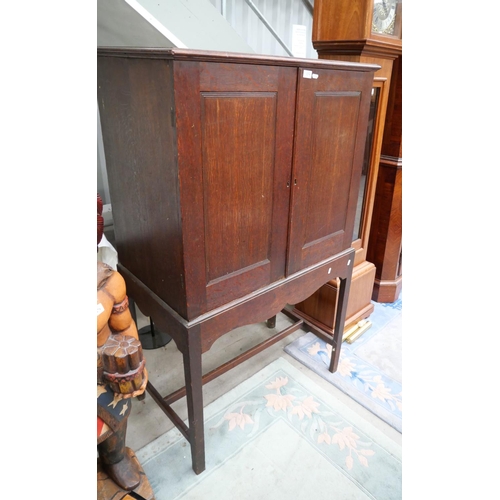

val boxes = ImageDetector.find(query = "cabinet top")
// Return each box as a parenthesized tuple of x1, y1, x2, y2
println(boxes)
(97, 47, 380, 73)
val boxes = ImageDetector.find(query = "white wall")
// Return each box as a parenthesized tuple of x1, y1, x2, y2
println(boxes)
(97, 0, 316, 214)
(209, 0, 317, 59)
(98, 0, 178, 47)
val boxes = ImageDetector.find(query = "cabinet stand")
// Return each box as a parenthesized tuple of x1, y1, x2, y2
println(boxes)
(119, 249, 353, 475)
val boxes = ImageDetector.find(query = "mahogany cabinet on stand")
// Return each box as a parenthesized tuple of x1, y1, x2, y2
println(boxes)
(97, 47, 378, 475)
(293, 0, 403, 337)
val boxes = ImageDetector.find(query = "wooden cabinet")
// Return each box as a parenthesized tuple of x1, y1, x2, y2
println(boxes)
(97, 47, 378, 474)
(292, 0, 402, 335)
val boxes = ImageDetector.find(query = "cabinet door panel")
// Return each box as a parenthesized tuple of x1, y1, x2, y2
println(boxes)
(287, 68, 373, 275)
(202, 92, 275, 283)
(175, 61, 296, 317)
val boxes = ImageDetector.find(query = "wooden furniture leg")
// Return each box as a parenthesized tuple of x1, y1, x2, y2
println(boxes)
(329, 275, 351, 372)
(144, 312, 305, 476)
(183, 328, 205, 474)
(121, 249, 354, 475)
(266, 316, 277, 329)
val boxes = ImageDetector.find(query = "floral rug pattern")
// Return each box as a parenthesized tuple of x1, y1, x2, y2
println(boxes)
(137, 358, 402, 500)
(285, 297, 402, 432)
(213, 373, 378, 472)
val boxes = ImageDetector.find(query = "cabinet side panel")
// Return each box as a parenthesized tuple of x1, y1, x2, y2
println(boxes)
(97, 56, 187, 317)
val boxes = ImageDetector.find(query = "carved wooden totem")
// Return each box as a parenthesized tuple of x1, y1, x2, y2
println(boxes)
(97, 194, 155, 500)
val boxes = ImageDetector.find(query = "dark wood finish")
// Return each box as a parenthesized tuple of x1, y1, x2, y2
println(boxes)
(379, 56, 402, 159)
(329, 276, 351, 371)
(162, 316, 303, 407)
(287, 275, 351, 372)
(368, 56, 402, 302)
(146, 381, 190, 441)
(119, 249, 355, 355)
(182, 325, 205, 474)
(293, 0, 402, 333)
(98, 48, 377, 475)
(287, 69, 373, 274)
(97, 56, 187, 318)
(266, 315, 277, 329)
(174, 60, 296, 314)
(120, 250, 354, 475)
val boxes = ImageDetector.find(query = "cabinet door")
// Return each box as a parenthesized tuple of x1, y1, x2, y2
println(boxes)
(174, 60, 297, 317)
(286, 67, 373, 275)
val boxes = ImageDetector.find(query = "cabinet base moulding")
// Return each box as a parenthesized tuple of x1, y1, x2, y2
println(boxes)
(371, 275, 402, 303)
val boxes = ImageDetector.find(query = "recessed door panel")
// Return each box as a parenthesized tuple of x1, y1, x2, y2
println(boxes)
(304, 91, 359, 244)
(202, 92, 275, 283)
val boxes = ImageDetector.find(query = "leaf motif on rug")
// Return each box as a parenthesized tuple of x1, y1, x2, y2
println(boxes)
(224, 406, 255, 431)
(137, 358, 402, 500)
(216, 370, 380, 471)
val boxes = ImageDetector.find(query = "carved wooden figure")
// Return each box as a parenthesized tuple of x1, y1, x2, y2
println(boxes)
(97, 194, 154, 500)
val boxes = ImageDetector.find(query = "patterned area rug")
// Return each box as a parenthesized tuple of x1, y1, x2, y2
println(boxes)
(136, 357, 402, 499)
(285, 296, 402, 432)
